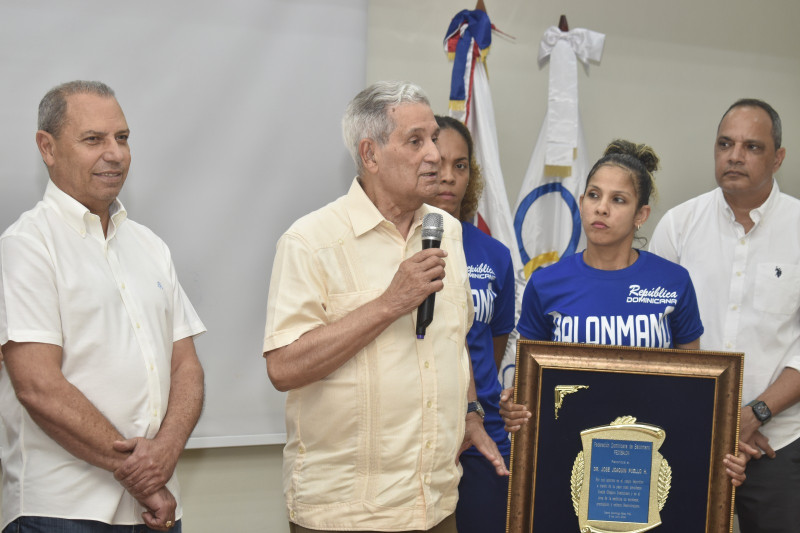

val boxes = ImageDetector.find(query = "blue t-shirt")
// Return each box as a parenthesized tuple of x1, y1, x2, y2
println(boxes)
(462, 222, 515, 456)
(517, 250, 703, 347)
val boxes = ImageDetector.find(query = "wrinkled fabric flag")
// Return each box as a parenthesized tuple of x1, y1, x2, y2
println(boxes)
(514, 26, 605, 280)
(445, 9, 525, 388)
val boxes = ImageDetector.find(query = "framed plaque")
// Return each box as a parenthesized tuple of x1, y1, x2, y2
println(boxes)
(507, 341, 743, 533)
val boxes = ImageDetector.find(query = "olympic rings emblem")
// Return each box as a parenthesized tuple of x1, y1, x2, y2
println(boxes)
(514, 182, 581, 277)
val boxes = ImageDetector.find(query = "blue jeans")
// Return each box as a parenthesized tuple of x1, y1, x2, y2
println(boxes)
(2, 517, 181, 533)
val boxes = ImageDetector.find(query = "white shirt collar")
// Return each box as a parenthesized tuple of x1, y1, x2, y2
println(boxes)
(717, 179, 780, 229)
(43, 180, 128, 240)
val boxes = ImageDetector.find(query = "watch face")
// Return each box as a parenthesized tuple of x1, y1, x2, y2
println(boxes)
(752, 401, 771, 422)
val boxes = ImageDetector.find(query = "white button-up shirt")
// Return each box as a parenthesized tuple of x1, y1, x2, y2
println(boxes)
(0, 181, 205, 527)
(650, 182, 800, 450)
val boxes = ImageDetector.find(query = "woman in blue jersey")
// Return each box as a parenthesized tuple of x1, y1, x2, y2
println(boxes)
(431, 115, 514, 533)
(517, 140, 703, 350)
(500, 139, 747, 483)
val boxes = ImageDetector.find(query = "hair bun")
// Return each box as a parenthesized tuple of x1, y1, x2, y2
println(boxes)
(603, 139, 660, 174)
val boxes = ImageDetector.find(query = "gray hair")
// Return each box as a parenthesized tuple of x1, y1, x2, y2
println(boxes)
(341, 81, 431, 173)
(38, 80, 116, 137)
(719, 98, 782, 150)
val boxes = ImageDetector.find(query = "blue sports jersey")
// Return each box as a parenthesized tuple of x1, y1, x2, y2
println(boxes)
(461, 222, 515, 455)
(517, 250, 703, 347)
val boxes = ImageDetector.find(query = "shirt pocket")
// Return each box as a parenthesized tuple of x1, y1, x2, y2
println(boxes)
(754, 262, 800, 315)
(438, 284, 471, 344)
(327, 288, 383, 321)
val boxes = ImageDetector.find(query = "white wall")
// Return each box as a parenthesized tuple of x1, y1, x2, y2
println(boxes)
(366, 0, 800, 240)
(177, 446, 288, 532)
(3, 1, 798, 531)
(0, 0, 367, 449)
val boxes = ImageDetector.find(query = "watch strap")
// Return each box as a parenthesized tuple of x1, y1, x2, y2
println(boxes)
(467, 400, 484, 419)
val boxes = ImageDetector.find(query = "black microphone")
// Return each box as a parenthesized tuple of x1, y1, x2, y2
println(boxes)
(416, 213, 444, 339)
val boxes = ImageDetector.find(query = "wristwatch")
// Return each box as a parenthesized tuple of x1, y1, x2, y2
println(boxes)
(748, 400, 772, 424)
(467, 400, 485, 420)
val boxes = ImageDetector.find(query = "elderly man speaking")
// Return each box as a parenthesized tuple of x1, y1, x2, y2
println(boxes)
(263, 81, 507, 533)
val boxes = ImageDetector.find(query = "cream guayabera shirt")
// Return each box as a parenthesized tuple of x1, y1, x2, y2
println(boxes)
(264, 179, 473, 531)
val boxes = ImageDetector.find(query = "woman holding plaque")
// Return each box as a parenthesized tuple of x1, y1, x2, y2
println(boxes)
(430, 115, 515, 533)
(500, 139, 747, 483)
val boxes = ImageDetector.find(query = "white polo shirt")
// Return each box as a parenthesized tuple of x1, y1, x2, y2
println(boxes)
(0, 181, 205, 527)
(650, 182, 800, 451)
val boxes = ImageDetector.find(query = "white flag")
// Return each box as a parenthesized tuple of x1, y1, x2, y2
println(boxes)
(514, 26, 605, 279)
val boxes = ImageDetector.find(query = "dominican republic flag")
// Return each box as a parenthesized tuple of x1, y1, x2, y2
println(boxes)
(445, 8, 524, 388)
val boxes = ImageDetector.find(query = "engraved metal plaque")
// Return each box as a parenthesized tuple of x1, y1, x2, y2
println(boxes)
(571, 417, 670, 533)
(507, 341, 743, 533)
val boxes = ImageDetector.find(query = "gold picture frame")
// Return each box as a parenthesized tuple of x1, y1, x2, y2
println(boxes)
(507, 340, 743, 533)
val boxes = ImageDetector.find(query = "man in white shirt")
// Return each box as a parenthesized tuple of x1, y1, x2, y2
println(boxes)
(0, 81, 206, 532)
(650, 98, 800, 532)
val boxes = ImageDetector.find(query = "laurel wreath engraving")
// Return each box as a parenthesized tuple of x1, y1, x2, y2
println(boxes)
(657, 458, 671, 511)
(570, 449, 671, 516)
(571, 451, 584, 516)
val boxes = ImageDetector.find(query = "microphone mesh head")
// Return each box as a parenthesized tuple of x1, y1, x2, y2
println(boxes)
(421, 213, 444, 241)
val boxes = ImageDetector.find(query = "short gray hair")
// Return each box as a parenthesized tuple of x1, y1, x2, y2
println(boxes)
(341, 81, 431, 173)
(38, 80, 116, 137)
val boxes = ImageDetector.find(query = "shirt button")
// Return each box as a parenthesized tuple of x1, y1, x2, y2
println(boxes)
(136, 322, 141, 328)
(298, 445, 305, 454)
(425, 441, 432, 449)
(726, 342, 733, 349)
(424, 475, 431, 485)
(338, 239, 344, 245)
(736, 272, 742, 277)
(427, 400, 432, 408)
(290, 510, 296, 520)
(424, 361, 430, 369)
(121, 283, 126, 290)
(740, 239, 746, 245)
(731, 305, 738, 311)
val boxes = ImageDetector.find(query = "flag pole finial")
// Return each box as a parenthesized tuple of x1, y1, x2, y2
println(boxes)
(559, 15, 569, 32)
(475, 0, 487, 13)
